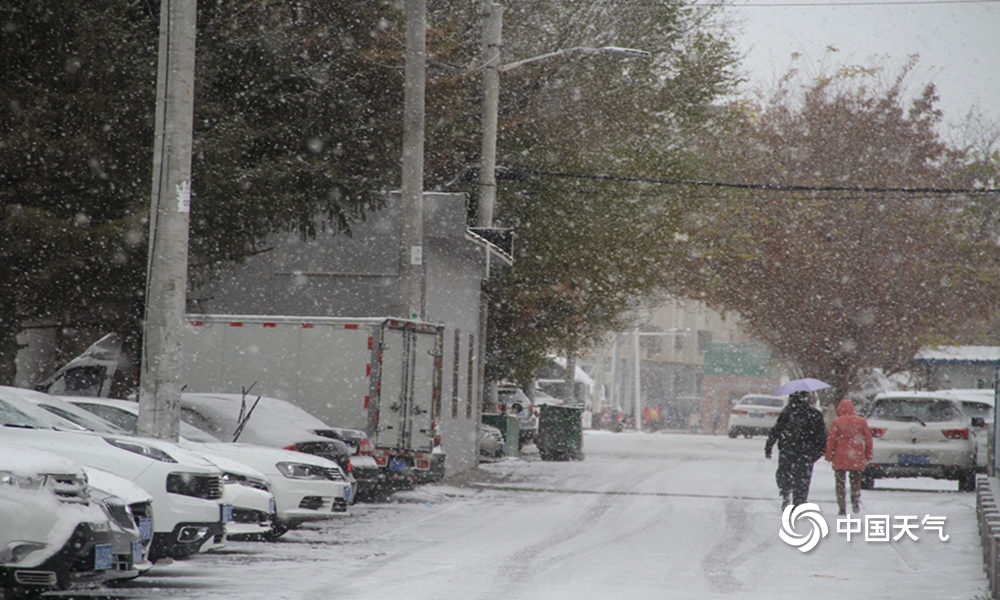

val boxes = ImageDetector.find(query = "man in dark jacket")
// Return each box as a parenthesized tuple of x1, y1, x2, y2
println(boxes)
(764, 391, 827, 509)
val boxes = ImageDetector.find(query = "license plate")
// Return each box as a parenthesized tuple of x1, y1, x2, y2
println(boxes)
(131, 540, 144, 565)
(749, 412, 765, 419)
(221, 503, 234, 523)
(138, 517, 153, 541)
(389, 457, 408, 472)
(898, 454, 931, 465)
(269, 498, 277, 515)
(94, 543, 114, 570)
(344, 487, 352, 504)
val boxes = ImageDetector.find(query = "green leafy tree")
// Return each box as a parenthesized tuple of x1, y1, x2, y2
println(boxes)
(0, 1, 156, 381)
(672, 60, 1000, 401)
(1, 0, 741, 391)
(477, 1, 742, 383)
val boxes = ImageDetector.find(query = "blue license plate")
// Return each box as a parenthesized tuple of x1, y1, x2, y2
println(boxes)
(94, 543, 114, 570)
(344, 487, 352, 503)
(221, 503, 234, 523)
(138, 517, 153, 541)
(269, 498, 276, 515)
(749, 413, 765, 419)
(389, 457, 408, 472)
(898, 454, 931, 465)
(131, 540, 144, 565)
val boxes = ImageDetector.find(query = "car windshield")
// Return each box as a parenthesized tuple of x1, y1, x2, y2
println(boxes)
(40, 402, 125, 434)
(0, 398, 48, 428)
(869, 398, 963, 423)
(74, 401, 222, 442)
(961, 401, 993, 420)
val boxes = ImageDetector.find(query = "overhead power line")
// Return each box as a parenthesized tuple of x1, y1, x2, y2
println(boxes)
(503, 167, 1000, 195)
(717, 0, 998, 6)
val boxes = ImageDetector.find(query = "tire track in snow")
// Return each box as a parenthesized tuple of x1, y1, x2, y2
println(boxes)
(470, 461, 670, 600)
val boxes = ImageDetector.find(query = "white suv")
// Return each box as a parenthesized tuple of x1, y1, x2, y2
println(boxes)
(496, 384, 539, 449)
(863, 391, 984, 492)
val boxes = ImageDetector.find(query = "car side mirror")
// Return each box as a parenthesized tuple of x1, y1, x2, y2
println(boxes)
(972, 417, 986, 428)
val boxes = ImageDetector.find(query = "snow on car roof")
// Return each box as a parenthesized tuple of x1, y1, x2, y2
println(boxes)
(181, 393, 335, 447)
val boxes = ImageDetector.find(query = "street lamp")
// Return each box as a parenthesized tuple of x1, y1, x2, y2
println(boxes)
(476, 3, 651, 228)
(475, 3, 650, 414)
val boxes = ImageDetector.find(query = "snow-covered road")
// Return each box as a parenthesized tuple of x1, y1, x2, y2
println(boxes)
(81, 430, 989, 599)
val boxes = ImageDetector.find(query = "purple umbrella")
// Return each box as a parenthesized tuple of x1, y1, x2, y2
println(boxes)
(773, 378, 831, 396)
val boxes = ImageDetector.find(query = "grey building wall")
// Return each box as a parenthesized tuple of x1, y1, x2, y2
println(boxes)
(188, 191, 487, 478)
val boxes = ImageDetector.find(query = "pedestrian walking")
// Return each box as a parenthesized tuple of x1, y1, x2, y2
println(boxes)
(764, 391, 827, 509)
(824, 398, 873, 515)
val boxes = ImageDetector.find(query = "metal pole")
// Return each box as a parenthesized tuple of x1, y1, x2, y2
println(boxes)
(609, 336, 619, 412)
(138, 0, 197, 441)
(400, 0, 426, 320)
(993, 365, 999, 476)
(633, 327, 641, 430)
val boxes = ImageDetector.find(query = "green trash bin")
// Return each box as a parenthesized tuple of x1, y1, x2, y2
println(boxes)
(536, 404, 584, 461)
(482, 414, 520, 457)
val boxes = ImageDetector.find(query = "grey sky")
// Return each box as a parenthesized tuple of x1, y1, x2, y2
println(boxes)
(725, 0, 1000, 133)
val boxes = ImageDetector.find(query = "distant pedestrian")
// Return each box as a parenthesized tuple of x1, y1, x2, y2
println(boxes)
(824, 398, 873, 515)
(764, 391, 827, 509)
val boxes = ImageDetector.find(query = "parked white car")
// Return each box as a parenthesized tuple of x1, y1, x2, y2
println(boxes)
(178, 393, 381, 499)
(863, 391, 984, 492)
(0, 386, 226, 561)
(11, 387, 278, 544)
(1, 443, 141, 595)
(727, 394, 787, 439)
(479, 423, 506, 460)
(82, 466, 154, 573)
(67, 397, 354, 538)
(934, 388, 995, 473)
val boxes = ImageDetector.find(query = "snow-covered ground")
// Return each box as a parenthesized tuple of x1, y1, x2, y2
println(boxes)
(76, 430, 989, 599)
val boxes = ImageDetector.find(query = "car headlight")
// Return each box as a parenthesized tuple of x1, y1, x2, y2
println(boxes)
(104, 437, 177, 463)
(220, 472, 271, 493)
(275, 462, 330, 480)
(0, 541, 48, 564)
(166, 473, 224, 499)
(0, 471, 44, 490)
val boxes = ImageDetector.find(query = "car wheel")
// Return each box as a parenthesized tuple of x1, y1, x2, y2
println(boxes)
(263, 522, 289, 542)
(743, 433, 753, 439)
(861, 472, 875, 490)
(727, 428, 738, 439)
(958, 470, 977, 492)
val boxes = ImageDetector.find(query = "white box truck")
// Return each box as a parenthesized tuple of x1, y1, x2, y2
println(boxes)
(177, 314, 446, 482)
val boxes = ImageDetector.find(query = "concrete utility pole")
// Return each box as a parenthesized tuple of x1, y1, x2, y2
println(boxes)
(399, 0, 426, 320)
(478, 1, 502, 229)
(138, 0, 197, 441)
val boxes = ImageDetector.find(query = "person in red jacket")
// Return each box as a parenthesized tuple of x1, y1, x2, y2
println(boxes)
(824, 399, 874, 515)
